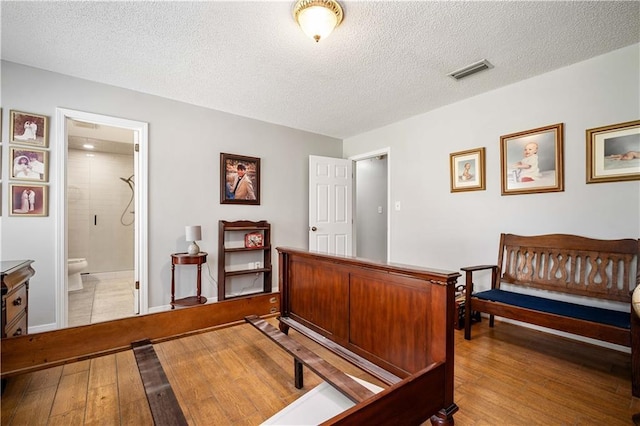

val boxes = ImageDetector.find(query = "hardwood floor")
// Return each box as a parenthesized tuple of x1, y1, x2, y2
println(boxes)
(2, 317, 638, 425)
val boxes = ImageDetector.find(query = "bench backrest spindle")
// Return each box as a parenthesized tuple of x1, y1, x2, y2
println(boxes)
(496, 234, 638, 304)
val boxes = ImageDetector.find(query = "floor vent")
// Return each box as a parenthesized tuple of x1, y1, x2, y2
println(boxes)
(448, 59, 493, 80)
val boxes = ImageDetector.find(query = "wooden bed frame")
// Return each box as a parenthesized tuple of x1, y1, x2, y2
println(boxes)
(1, 248, 460, 425)
(271, 247, 461, 425)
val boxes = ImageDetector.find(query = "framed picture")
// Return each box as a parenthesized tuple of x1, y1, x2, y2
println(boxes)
(450, 147, 486, 192)
(10, 147, 49, 182)
(586, 119, 640, 184)
(220, 153, 260, 205)
(500, 123, 564, 195)
(9, 184, 48, 217)
(244, 232, 264, 248)
(9, 110, 49, 147)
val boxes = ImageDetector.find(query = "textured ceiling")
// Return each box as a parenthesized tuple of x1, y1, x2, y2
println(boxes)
(2, 1, 639, 139)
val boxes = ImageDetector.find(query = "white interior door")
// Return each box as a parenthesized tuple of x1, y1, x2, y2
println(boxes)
(309, 155, 353, 255)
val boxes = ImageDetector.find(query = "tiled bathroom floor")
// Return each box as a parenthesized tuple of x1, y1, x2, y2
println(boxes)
(68, 271, 136, 327)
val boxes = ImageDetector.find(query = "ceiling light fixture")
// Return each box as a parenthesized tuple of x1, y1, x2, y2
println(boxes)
(83, 143, 95, 149)
(293, 0, 343, 43)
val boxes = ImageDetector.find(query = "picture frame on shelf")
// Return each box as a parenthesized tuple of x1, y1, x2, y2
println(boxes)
(244, 232, 264, 248)
(500, 123, 564, 196)
(10, 147, 49, 182)
(449, 147, 486, 192)
(586, 119, 640, 184)
(9, 183, 48, 217)
(9, 110, 49, 147)
(220, 152, 260, 205)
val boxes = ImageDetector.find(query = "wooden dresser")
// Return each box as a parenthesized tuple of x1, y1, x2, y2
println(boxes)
(1, 260, 34, 339)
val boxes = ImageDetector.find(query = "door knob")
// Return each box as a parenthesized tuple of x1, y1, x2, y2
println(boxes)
(310, 226, 317, 232)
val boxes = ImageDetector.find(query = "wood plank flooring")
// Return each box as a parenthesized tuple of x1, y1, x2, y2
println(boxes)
(2, 318, 639, 425)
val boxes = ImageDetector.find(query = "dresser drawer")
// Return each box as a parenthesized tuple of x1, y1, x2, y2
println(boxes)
(5, 284, 27, 325)
(5, 310, 27, 338)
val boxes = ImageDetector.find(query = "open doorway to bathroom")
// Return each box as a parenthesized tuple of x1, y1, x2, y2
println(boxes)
(56, 108, 148, 330)
(66, 119, 137, 326)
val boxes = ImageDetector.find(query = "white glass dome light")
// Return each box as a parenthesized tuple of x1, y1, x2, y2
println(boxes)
(294, 0, 343, 43)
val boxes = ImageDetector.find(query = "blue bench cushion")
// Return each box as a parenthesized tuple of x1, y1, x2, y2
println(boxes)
(473, 289, 630, 330)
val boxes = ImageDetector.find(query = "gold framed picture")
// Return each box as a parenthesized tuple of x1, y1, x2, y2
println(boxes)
(10, 147, 49, 182)
(586, 119, 640, 184)
(9, 183, 48, 217)
(449, 147, 486, 192)
(500, 123, 564, 196)
(9, 110, 49, 147)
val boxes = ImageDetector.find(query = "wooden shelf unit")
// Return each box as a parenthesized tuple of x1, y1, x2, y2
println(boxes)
(218, 220, 272, 301)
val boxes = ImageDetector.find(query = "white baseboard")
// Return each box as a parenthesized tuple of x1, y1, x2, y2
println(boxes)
(28, 322, 57, 334)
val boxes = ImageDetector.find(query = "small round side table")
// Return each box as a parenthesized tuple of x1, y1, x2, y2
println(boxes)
(170, 252, 207, 309)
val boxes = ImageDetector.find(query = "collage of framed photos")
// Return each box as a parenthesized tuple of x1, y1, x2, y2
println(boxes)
(449, 119, 640, 195)
(2, 109, 50, 216)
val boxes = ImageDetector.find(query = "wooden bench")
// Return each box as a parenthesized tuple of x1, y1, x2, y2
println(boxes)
(462, 233, 640, 397)
(275, 247, 461, 425)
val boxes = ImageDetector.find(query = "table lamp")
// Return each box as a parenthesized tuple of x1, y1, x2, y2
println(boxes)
(185, 225, 202, 255)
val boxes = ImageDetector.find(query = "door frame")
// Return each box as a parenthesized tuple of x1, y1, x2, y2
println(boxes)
(54, 108, 149, 329)
(348, 147, 391, 262)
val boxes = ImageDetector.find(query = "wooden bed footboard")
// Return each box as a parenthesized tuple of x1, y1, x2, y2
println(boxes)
(323, 363, 454, 426)
(276, 247, 461, 424)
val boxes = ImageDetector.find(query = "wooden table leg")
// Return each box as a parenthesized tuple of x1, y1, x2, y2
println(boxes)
(196, 264, 202, 302)
(170, 263, 176, 309)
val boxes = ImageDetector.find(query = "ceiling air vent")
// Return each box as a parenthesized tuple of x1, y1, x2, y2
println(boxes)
(448, 59, 493, 80)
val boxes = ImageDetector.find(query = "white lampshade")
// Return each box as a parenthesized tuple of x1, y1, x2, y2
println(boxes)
(185, 225, 202, 242)
(294, 0, 343, 43)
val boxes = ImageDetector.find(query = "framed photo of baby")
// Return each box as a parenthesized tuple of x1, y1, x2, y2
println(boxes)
(9, 110, 49, 147)
(500, 123, 564, 196)
(449, 147, 486, 192)
(10, 147, 49, 182)
(220, 153, 260, 205)
(9, 184, 48, 217)
(586, 119, 640, 184)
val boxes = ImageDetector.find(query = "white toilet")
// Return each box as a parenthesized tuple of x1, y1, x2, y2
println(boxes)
(68, 258, 88, 291)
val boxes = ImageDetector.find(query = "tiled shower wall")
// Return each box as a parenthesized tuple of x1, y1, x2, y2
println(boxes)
(68, 149, 134, 273)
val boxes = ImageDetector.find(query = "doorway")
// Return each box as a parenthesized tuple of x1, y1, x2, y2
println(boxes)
(308, 149, 390, 261)
(55, 108, 149, 329)
(350, 148, 390, 262)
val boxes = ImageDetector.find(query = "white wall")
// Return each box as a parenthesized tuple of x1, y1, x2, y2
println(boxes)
(344, 44, 640, 294)
(3, 44, 638, 332)
(1, 61, 342, 330)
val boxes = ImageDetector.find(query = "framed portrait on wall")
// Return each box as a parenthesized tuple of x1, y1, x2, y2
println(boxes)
(220, 153, 260, 205)
(9, 183, 48, 217)
(449, 147, 486, 192)
(9, 110, 49, 147)
(586, 119, 640, 184)
(500, 123, 564, 196)
(10, 147, 49, 182)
